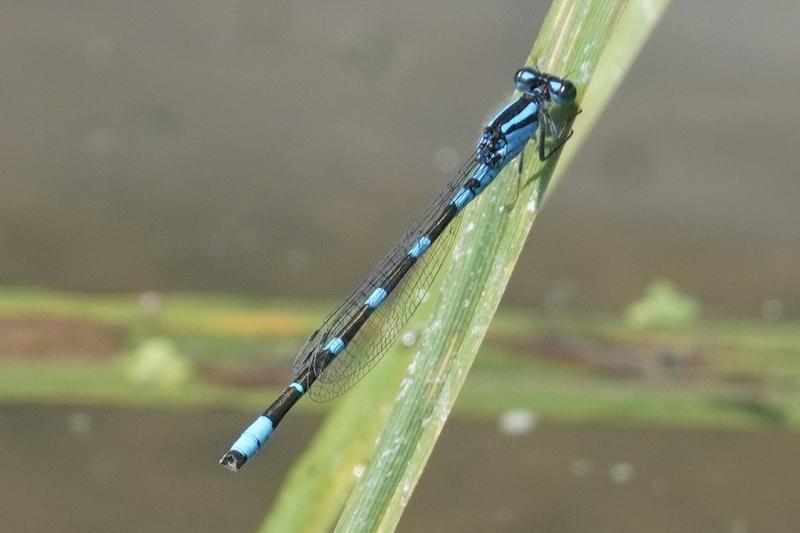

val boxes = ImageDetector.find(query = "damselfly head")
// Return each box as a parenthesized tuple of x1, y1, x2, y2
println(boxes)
(513, 67, 576, 106)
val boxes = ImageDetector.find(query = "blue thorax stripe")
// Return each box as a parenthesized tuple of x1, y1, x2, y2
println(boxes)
(499, 99, 538, 135)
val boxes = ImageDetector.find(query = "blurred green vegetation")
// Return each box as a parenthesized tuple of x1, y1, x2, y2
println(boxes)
(0, 287, 797, 430)
(625, 279, 701, 329)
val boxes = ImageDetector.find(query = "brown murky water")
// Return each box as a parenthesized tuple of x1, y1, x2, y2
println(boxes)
(1, 405, 797, 532)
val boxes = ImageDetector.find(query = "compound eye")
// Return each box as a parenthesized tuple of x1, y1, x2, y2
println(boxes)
(553, 80, 577, 104)
(514, 68, 539, 94)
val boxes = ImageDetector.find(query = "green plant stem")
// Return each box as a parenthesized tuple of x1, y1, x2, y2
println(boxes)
(334, 1, 669, 532)
(261, 1, 670, 531)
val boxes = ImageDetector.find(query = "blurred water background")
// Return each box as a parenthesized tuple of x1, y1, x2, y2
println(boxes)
(3, 0, 798, 317)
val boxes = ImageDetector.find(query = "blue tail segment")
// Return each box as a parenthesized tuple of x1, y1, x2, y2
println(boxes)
(220, 66, 578, 471)
(220, 416, 274, 471)
(230, 416, 274, 457)
(220, 378, 308, 471)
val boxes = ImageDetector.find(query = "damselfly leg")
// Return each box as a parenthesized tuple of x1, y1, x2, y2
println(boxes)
(538, 105, 576, 161)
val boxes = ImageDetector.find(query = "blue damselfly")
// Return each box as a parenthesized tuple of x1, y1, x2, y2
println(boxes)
(220, 67, 577, 472)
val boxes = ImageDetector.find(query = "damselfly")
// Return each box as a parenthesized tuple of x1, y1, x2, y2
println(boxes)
(220, 67, 577, 472)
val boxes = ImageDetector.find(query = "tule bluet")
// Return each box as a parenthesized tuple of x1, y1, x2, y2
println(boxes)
(220, 67, 578, 472)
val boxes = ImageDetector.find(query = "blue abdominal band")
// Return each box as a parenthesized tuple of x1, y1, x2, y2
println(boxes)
(230, 416, 274, 459)
(452, 187, 474, 211)
(365, 287, 388, 308)
(326, 337, 346, 356)
(409, 235, 432, 258)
